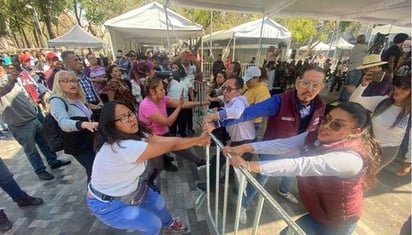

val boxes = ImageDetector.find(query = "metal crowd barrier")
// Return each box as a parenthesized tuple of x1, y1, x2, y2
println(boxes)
(193, 80, 208, 126)
(196, 132, 306, 235)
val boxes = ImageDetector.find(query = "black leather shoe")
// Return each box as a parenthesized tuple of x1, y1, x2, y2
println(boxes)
(163, 161, 178, 172)
(0, 210, 12, 232)
(37, 170, 54, 180)
(50, 159, 72, 169)
(16, 195, 44, 207)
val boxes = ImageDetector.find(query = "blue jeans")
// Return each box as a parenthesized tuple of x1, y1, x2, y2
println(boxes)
(242, 154, 292, 209)
(280, 214, 358, 235)
(86, 187, 173, 235)
(9, 119, 58, 173)
(0, 158, 27, 201)
(339, 69, 362, 102)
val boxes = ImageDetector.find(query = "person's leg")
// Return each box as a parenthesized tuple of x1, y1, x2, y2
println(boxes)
(72, 149, 96, 182)
(187, 107, 194, 134)
(278, 177, 291, 194)
(8, 121, 47, 174)
(86, 195, 163, 235)
(0, 158, 27, 201)
(177, 109, 188, 137)
(377, 146, 400, 173)
(172, 148, 203, 165)
(279, 214, 317, 235)
(33, 120, 59, 165)
(166, 108, 178, 136)
(241, 154, 271, 209)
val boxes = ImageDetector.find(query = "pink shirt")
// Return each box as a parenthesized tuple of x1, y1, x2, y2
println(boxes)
(139, 96, 170, 135)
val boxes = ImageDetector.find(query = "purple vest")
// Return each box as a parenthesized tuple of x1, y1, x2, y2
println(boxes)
(298, 131, 368, 227)
(263, 91, 325, 140)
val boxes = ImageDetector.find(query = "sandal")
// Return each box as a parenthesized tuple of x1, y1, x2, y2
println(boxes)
(397, 163, 411, 176)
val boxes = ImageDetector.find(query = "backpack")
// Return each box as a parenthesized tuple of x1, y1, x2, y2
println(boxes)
(42, 97, 68, 152)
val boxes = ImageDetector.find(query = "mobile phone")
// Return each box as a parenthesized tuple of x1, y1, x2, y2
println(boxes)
(371, 71, 385, 82)
(181, 89, 184, 97)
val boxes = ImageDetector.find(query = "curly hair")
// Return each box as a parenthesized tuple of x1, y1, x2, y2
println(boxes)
(337, 102, 381, 191)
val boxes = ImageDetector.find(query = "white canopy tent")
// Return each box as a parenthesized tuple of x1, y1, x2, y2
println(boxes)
(48, 24, 106, 48)
(371, 24, 411, 36)
(329, 37, 354, 49)
(203, 17, 291, 62)
(299, 41, 335, 51)
(104, 2, 203, 54)
(169, 0, 411, 26)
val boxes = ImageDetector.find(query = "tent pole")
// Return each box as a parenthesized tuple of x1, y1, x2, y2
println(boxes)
(164, 2, 171, 49)
(333, 20, 340, 60)
(256, 16, 265, 65)
(232, 33, 236, 63)
(201, 36, 204, 74)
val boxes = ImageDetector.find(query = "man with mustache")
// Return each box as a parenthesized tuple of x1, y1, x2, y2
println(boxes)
(214, 65, 326, 224)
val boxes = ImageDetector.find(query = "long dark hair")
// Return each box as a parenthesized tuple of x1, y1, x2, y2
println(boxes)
(171, 61, 186, 79)
(94, 101, 151, 152)
(373, 75, 411, 127)
(106, 64, 118, 80)
(337, 102, 381, 190)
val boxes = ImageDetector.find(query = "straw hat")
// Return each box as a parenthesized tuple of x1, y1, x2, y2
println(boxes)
(356, 54, 388, 69)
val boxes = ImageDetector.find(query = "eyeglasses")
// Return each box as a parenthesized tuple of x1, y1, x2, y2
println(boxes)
(59, 79, 79, 84)
(114, 111, 135, 123)
(221, 86, 239, 92)
(298, 79, 323, 90)
(319, 116, 350, 131)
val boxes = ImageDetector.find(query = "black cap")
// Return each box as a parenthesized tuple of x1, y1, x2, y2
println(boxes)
(393, 75, 411, 89)
(393, 33, 409, 44)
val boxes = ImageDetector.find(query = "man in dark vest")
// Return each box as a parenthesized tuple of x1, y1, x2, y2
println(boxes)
(217, 65, 326, 224)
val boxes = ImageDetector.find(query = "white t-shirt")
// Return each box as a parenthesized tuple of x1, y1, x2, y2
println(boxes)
(91, 140, 148, 196)
(373, 105, 410, 147)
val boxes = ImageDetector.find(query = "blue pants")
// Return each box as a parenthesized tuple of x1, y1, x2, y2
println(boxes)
(280, 214, 358, 235)
(242, 154, 292, 209)
(9, 119, 58, 173)
(0, 158, 27, 201)
(87, 188, 173, 235)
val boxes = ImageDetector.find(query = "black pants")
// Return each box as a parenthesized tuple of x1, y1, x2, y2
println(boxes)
(208, 139, 255, 185)
(72, 148, 95, 183)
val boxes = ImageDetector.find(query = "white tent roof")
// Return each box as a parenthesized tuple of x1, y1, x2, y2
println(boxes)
(299, 41, 335, 51)
(48, 24, 106, 48)
(104, 2, 203, 52)
(329, 37, 354, 49)
(203, 17, 291, 44)
(169, 0, 411, 26)
(371, 24, 411, 36)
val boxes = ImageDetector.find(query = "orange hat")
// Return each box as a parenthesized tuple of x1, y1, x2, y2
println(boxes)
(18, 54, 31, 63)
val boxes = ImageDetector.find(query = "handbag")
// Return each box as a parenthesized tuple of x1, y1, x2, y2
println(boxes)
(120, 160, 154, 206)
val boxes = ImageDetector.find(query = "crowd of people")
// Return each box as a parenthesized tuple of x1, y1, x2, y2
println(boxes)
(0, 31, 410, 234)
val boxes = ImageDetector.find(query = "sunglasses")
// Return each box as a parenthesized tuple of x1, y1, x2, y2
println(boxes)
(221, 86, 239, 92)
(319, 116, 351, 131)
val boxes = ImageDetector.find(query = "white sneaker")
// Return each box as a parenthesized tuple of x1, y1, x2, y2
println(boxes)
(277, 190, 298, 204)
(240, 207, 247, 224)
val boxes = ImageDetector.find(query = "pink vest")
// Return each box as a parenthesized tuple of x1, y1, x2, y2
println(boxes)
(298, 131, 368, 227)
(263, 91, 325, 140)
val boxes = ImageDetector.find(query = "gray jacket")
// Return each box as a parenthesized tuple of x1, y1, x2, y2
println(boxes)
(0, 74, 37, 126)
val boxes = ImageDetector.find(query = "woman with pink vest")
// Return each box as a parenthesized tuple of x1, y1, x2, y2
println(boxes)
(223, 102, 381, 235)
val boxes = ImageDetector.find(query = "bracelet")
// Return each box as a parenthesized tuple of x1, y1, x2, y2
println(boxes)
(246, 161, 251, 172)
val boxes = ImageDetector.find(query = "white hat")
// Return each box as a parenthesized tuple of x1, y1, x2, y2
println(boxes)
(356, 54, 388, 69)
(243, 66, 261, 82)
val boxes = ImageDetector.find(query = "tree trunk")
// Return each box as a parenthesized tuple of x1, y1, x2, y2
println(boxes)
(39, 1, 55, 39)
(20, 27, 31, 48)
(12, 31, 21, 48)
(33, 28, 40, 48)
(73, 0, 82, 26)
